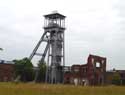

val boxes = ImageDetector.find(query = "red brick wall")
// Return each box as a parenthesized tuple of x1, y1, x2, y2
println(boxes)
(64, 54, 106, 85)
(0, 64, 14, 81)
(87, 55, 106, 85)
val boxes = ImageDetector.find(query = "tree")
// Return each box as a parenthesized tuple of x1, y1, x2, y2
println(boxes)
(36, 60, 46, 82)
(13, 57, 34, 82)
(112, 71, 121, 85)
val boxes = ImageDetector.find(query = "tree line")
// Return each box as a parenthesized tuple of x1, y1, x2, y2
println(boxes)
(13, 57, 46, 82)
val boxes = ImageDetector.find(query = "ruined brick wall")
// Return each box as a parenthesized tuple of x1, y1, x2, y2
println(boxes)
(64, 64, 88, 85)
(64, 54, 106, 86)
(87, 54, 106, 85)
(0, 64, 14, 81)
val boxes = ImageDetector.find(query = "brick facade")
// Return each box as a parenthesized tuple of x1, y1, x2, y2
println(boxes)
(64, 54, 106, 85)
(0, 63, 14, 81)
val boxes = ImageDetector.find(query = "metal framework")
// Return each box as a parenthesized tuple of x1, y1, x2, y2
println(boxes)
(29, 12, 66, 83)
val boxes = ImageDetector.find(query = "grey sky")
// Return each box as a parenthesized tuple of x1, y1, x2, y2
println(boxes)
(0, 0, 125, 70)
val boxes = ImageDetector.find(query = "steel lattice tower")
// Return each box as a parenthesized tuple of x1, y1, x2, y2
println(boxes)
(29, 12, 66, 83)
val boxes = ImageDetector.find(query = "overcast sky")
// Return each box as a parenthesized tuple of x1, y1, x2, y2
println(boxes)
(0, 0, 125, 70)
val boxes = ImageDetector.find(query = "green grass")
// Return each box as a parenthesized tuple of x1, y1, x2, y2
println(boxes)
(0, 82, 125, 95)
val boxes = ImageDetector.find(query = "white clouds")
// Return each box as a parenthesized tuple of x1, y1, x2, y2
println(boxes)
(0, 0, 125, 69)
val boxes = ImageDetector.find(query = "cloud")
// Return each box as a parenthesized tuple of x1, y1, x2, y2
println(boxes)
(0, 0, 125, 69)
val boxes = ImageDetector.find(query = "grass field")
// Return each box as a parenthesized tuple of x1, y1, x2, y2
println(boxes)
(0, 82, 125, 95)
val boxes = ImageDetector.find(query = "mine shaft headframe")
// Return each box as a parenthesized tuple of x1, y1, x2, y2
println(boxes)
(29, 12, 66, 61)
(29, 12, 66, 83)
(44, 12, 66, 29)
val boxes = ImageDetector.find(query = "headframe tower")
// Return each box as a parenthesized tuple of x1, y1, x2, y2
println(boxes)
(29, 12, 66, 83)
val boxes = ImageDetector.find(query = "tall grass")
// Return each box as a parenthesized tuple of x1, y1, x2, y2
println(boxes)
(0, 82, 124, 95)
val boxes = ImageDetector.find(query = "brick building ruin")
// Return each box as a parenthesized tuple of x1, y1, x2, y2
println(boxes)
(0, 60, 14, 81)
(0, 55, 125, 86)
(64, 54, 106, 85)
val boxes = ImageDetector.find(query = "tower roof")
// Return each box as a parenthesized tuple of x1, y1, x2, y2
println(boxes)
(44, 12, 66, 19)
